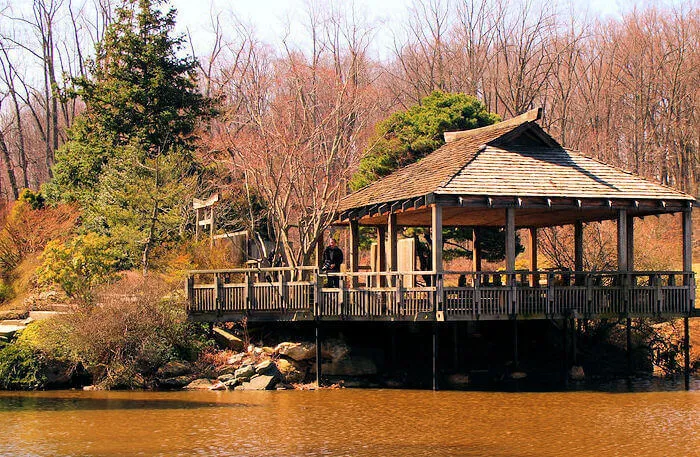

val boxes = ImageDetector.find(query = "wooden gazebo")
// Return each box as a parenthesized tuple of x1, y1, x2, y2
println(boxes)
(186, 108, 696, 388)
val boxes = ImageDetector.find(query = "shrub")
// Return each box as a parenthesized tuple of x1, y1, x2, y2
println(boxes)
(0, 199, 79, 274)
(0, 341, 48, 390)
(0, 279, 14, 303)
(38, 233, 121, 303)
(18, 189, 46, 210)
(50, 275, 211, 388)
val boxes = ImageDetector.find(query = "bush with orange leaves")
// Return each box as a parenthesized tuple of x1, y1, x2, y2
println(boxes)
(0, 192, 79, 274)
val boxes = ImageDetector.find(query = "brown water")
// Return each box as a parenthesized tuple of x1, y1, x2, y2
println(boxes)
(0, 388, 698, 457)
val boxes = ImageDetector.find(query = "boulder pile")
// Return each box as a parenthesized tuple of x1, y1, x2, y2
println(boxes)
(179, 337, 377, 391)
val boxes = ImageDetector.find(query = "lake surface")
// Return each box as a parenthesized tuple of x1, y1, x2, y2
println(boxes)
(1, 386, 698, 457)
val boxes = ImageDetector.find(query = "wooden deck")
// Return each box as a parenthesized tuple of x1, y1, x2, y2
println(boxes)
(186, 268, 696, 322)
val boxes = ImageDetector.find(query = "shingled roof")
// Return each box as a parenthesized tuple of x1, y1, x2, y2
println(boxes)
(339, 108, 695, 215)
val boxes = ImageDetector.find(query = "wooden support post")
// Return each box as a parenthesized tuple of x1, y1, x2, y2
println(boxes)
(185, 275, 194, 306)
(388, 213, 398, 286)
(432, 322, 439, 391)
(315, 321, 322, 387)
(682, 210, 693, 287)
(562, 318, 569, 385)
(377, 226, 387, 287)
(626, 214, 634, 271)
(349, 220, 359, 287)
(473, 228, 482, 273)
(684, 316, 690, 390)
(574, 221, 583, 284)
(513, 319, 519, 370)
(210, 206, 215, 248)
(506, 208, 515, 286)
(214, 274, 223, 317)
(571, 318, 578, 365)
(617, 209, 628, 272)
(626, 317, 633, 378)
(529, 227, 538, 287)
(432, 205, 443, 273)
(453, 323, 459, 370)
(432, 205, 443, 315)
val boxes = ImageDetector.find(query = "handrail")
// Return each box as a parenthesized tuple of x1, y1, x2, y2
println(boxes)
(188, 266, 317, 275)
(189, 267, 694, 276)
(186, 268, 695, 319)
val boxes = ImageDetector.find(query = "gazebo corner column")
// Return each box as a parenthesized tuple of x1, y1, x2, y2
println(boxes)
(473, 228, 482, 274)
(617, 209, 628, 272)
(388, 213, 398, 286)
(348, 220, 359, 287)
(617, 209, 634, 378)
(682, 208, 693, 390)
(376, 225, 387, 287)
(431, 203, 443, 391)
(574, 220, 584, 271)
(505, 207, 516, 278)
(529, 227, 538, 287)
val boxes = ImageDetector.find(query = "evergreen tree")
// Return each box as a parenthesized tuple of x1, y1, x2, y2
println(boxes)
(45, 0, 210, 272)
(351, 91, 500, 190)
(351, 91, 520, 263)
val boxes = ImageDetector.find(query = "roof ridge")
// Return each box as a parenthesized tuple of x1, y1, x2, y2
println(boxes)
(444, 107, 541, 143)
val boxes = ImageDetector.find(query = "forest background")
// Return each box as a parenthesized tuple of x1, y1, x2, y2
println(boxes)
(0, 0, 697, 389)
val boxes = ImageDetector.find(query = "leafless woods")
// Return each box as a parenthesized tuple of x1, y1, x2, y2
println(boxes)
(0, 0, 697, 261)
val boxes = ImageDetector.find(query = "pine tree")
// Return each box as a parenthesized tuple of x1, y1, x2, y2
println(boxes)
(46, 0, 210, 272)
(350, 91, 520, 263)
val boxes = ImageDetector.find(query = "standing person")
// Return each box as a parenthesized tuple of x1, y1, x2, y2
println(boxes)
(322, 238, 344, 287)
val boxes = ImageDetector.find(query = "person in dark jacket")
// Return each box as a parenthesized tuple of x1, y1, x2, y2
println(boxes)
(322, 238, 344, 287)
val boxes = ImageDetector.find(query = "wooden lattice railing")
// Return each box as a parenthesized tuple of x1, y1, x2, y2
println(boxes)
(186, 268, 695, 321)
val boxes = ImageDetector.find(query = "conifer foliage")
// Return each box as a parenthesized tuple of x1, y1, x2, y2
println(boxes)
(46, 0, 210, 273)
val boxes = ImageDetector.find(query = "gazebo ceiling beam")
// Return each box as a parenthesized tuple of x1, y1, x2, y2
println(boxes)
(339, 195, 689, 225)
(433, 195, 688, 211)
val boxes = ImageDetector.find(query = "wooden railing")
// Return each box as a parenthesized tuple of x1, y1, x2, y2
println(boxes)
(186, 268, 695, 321)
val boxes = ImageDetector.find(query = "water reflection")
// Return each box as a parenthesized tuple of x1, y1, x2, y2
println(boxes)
(0, 392, 253, 412)
(0, 388, 698, 457)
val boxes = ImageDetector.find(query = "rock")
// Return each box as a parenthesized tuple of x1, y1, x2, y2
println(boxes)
(212, 328, 244, 351)
(217, 373, 236, 383)
(223, 378, 240, 388)
(276, 358, 305, 384)
(157, 361, 192, 378)
(226, 353, 246, 365)
(184, 378, 215, 390)
(255, 360, 282, 378)
(0, 324, 25, 340)
(313, 356, 377, 376)
(253, 347, 263, 356)
(28, 311, 64, 321)
(209, 381, 226, 391)
(322, 339, 350, 362)
(262, 346, 275, 354)
(216, 365, 238, 376)
(158, 375, 195, 389)
(0, 310, 28, 320)
(276, 342, 316, 361)
(569, 366, 585, 381)
(234, 364, 255, 381)
(238, 374, 278, 390)
(83, 385, 98, 391)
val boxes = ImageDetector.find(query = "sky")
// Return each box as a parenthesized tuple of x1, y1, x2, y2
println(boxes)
(168, 0, 635, 60)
